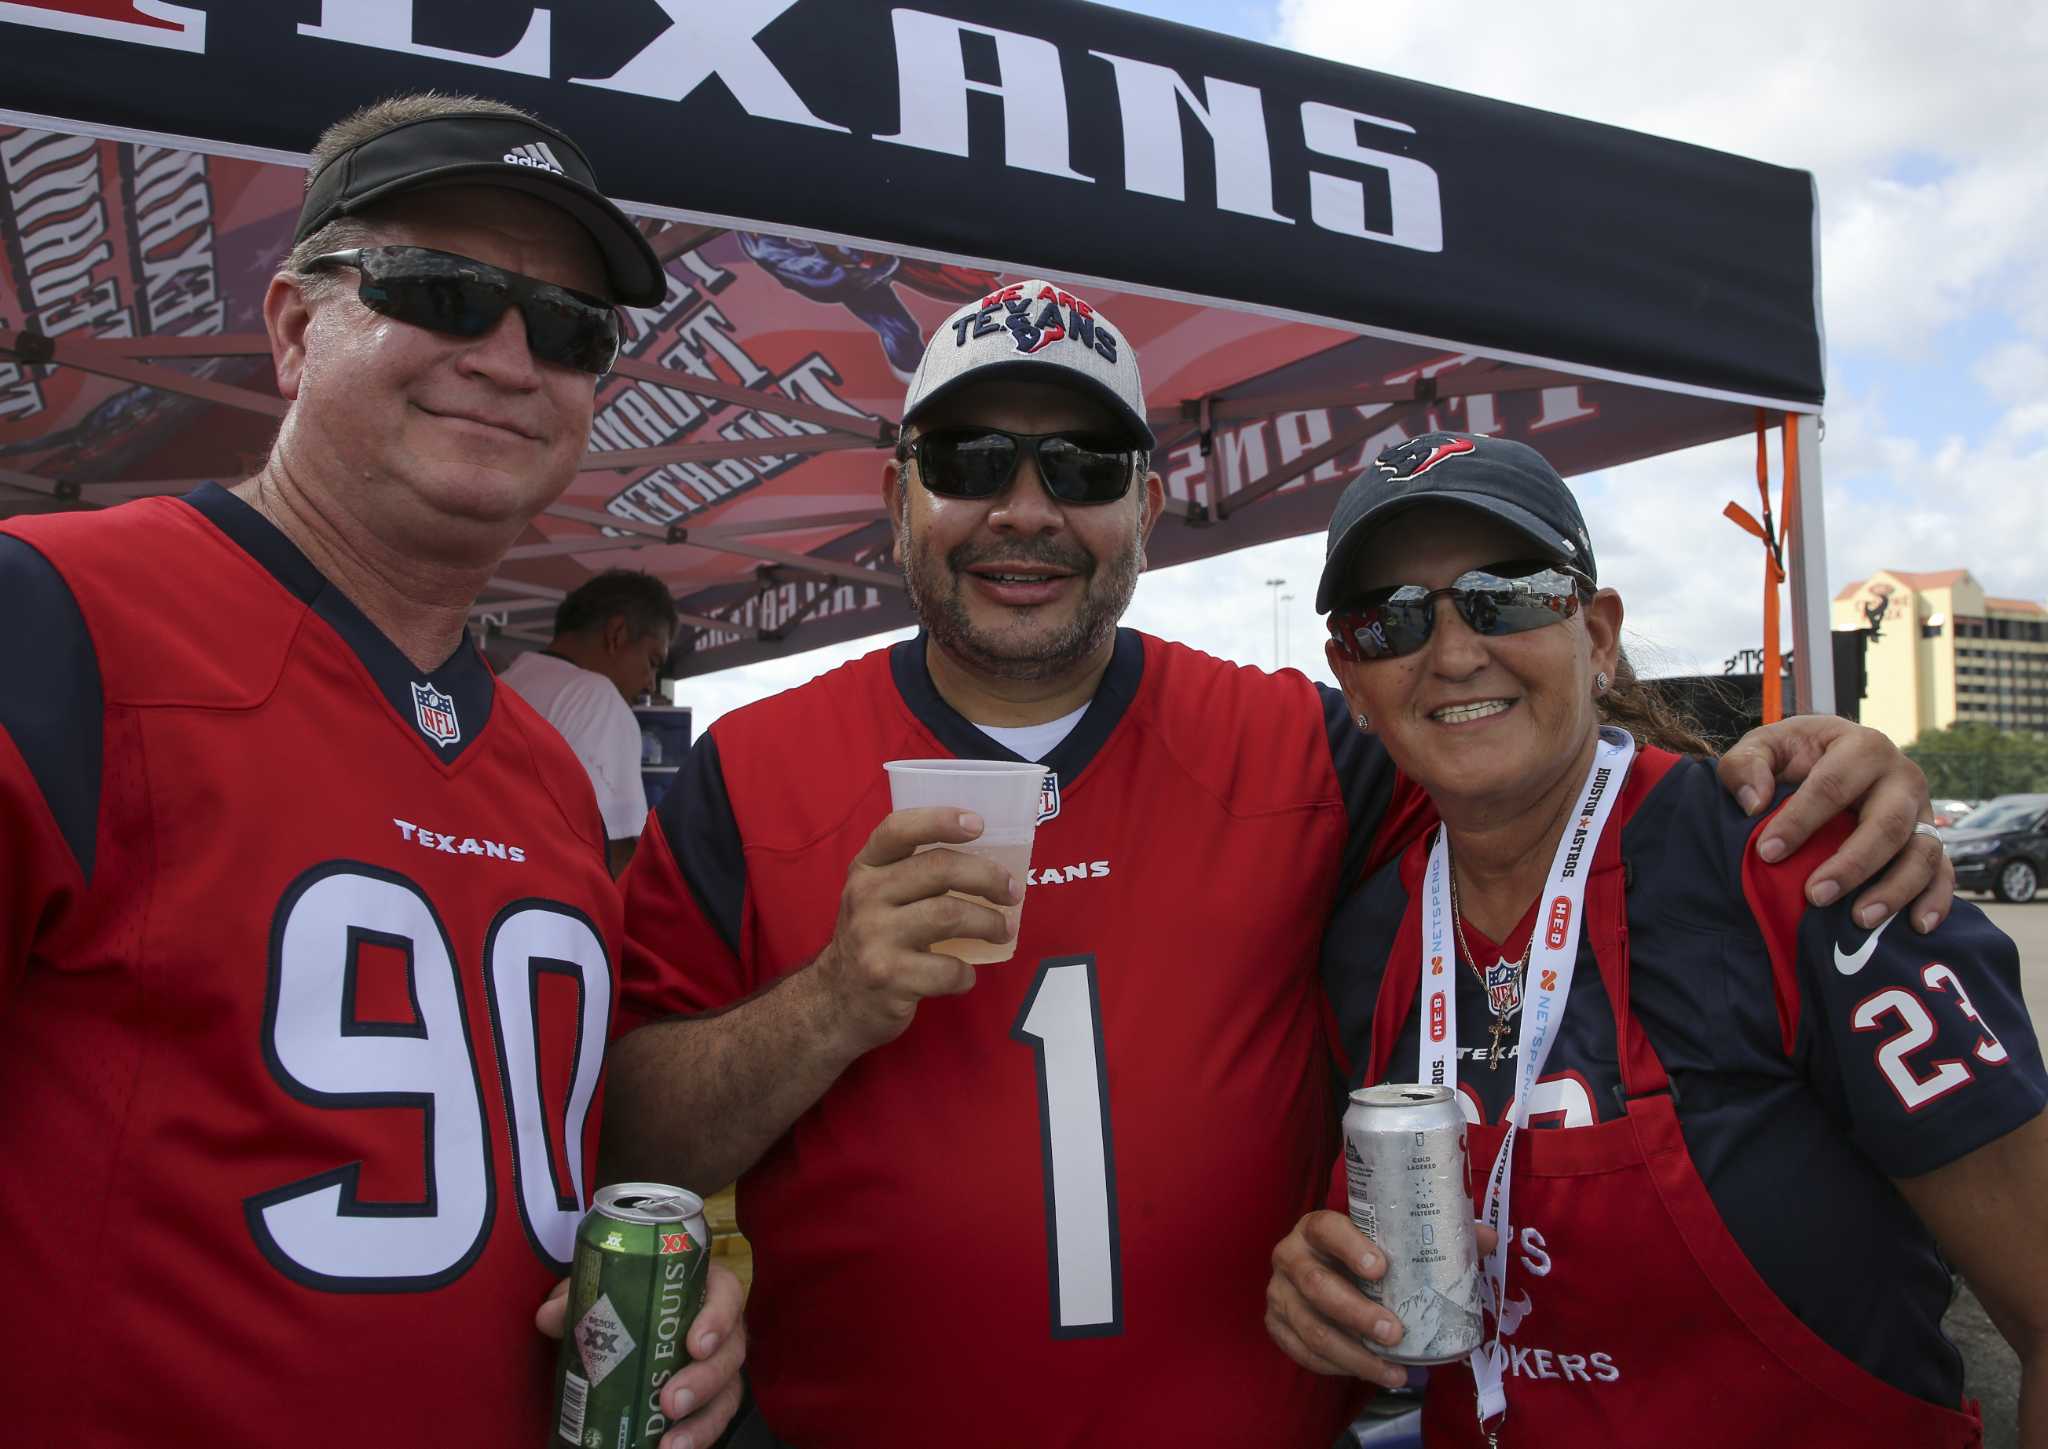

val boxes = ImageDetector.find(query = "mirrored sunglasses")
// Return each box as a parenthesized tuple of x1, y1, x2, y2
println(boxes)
(909, 427, 1137, 506)
(305, 245, 622, 376)
(1327, 562, 1589, 662)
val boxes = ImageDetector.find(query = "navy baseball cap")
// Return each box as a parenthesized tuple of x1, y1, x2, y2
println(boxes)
(295, 110, 664, 307)
(1316, 432, 1596, 612)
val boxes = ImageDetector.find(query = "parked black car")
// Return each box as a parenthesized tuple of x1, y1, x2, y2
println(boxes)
(1940, 793, 2047, 904)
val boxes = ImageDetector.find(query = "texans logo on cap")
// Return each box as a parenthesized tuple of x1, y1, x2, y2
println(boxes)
(950, 281, 1120, 365)
(1375, 434, 1475, 481)
(907, 277, 1155, 450)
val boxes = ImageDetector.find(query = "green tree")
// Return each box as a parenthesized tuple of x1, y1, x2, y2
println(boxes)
(1905, 722, 2048, 800)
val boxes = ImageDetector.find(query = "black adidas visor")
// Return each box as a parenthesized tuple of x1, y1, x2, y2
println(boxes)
(294, 111, 664, 308)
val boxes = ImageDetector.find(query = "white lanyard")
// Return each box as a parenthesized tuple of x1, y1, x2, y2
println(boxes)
(1416, 727, 1635, 1429)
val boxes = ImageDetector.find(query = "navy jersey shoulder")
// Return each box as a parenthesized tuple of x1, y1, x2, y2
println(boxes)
(649, 643, 904, 960)
(1318, 682, 1401, 888)
(1319, 835, 1412, 1081)
(0, 532, 102, 880)
(1621, 758, 2046, 1405)
(1624, 758, 2047, 1178)
(652, 730, 747, 957)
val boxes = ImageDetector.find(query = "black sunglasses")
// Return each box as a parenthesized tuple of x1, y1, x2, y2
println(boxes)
(908, 427, 1137, 506)
(305, 245, 622, 376)
(1327, 562, 1590, 662)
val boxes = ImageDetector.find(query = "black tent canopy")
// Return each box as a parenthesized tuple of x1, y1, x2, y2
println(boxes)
(0, 0, 1833, 705)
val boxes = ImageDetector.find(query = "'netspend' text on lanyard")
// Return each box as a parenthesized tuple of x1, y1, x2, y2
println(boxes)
(1417, 727, 1635, 1435)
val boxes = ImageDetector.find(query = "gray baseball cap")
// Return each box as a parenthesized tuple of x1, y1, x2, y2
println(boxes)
(901, 279, 1155, 448)
(1316, 432, 1597, 612)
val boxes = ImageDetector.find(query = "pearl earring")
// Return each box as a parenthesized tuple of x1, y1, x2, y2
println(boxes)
(1593, 671, 1610, 695)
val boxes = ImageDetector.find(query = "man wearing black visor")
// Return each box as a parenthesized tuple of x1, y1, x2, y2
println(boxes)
(0, 95, 743, 1446)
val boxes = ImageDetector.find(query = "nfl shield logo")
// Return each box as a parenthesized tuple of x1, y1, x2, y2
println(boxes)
(411, 680, 461, 747)
(1483, 958, 1521, 1017)
(1037, 771, 1061, 825)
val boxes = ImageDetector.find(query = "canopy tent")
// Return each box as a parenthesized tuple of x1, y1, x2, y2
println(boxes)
(0, 0, 1833, 707)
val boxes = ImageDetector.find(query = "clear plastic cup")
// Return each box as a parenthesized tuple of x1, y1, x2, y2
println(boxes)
(884, 759, 1047, 964)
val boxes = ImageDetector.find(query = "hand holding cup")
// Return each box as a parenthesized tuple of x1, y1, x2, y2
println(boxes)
(883, 759, 1047, 965)
(817, 801, 1029, 1052)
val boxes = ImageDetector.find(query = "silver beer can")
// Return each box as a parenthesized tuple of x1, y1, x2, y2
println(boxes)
(1341, 1083, 1485, 1365)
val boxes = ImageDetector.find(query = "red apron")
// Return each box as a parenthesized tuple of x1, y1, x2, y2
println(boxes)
(1361, 819, 1982, 1447)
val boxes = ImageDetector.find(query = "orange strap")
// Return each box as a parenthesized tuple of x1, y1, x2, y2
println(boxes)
(1725, 411, 1788, 722)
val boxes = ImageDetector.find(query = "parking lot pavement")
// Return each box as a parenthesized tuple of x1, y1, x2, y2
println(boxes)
(1978, 899, 2048, 1026)
(1947, 897, 2042, 1449)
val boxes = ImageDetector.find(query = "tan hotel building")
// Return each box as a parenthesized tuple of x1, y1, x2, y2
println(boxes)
(1831, 569, 2048, 747)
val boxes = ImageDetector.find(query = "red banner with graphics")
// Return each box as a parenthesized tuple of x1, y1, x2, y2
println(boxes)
(0, 119, 1768, 673)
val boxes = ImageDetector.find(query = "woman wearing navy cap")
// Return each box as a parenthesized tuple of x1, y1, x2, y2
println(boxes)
(1265, 433, 2048, 1446)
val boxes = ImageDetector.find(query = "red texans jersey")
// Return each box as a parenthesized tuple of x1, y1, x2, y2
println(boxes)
(622, 631, 1427, 1447)
(1325, 750, 2045, 1423)
(0, 486, 621, 1445)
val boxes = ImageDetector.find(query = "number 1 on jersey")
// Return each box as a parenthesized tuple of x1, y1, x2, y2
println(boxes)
(1013, 956, 1123, 1338)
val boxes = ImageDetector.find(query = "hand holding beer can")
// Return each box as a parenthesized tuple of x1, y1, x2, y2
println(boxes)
(1341, 1085, 1485, 1365)
(550, 1183, 711, 1448)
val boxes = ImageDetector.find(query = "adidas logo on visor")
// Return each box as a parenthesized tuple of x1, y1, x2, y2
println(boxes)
(503, 141, 565, 175)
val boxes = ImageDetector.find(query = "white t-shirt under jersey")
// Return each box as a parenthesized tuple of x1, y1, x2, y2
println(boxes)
(499, 651, 648, 840)
(975, 703, 1088, 761)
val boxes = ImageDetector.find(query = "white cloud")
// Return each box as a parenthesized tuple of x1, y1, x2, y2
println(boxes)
(1273, 0, 2048, 358)
(1822, 163, 2048, 355)
(1820, 421, 2048, 610)
(1975, 340, 2048, 413)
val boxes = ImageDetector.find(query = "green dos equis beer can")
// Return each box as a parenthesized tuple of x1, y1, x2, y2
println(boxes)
(549, 1183, 710, 1449)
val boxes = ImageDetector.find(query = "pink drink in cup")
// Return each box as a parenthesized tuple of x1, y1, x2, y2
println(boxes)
(883, 759, 1047, 964)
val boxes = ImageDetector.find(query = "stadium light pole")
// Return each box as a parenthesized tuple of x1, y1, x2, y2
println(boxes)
(1281, 593, 1296, 668)
(1266, 577, 1286, 668)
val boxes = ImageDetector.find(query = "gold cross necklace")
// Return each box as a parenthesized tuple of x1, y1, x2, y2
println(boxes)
(1446, 858, 1535, 1071)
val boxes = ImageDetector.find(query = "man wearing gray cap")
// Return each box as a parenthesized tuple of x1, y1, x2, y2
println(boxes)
(605, 284, 1947, 1445)
(0, 94, 741, 1447)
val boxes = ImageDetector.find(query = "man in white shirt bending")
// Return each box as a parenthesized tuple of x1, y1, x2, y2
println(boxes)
(500, 568, 676, 874)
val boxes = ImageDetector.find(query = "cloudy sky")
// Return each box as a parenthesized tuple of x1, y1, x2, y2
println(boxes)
(675, 0, 2048, 731)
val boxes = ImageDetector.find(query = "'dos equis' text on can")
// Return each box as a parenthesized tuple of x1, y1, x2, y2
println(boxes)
(1341, 1084, 1485, 1366)
(549, 1183, 710, 1448)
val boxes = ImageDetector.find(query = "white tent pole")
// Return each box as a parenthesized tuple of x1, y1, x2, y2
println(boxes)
(1785, 412, 1835, 716)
